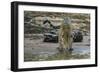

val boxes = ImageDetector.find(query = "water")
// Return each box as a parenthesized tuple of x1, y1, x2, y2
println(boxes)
(24, 47, 90, 61)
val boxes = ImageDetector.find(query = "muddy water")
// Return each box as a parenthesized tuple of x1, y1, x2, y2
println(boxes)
(24, 35, 90, 61)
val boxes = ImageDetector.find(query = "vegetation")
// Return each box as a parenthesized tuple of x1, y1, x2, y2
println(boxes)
(24, 11, 90, 34)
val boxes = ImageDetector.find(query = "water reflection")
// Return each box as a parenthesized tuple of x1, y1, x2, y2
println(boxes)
(24, 47, 90, 62)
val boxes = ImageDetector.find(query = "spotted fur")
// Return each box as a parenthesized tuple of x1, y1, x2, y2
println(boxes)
(58, 18, 73, 52)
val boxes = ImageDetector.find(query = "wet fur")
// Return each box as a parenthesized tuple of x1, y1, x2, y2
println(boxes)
(59, 23, 73, 52)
